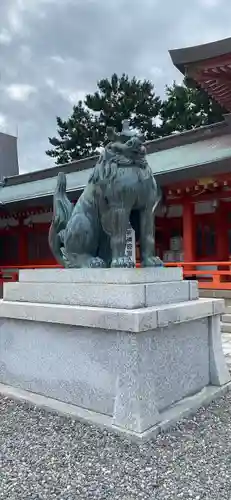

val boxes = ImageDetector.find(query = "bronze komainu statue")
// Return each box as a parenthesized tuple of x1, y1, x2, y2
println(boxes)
(48, 120, 163, 268)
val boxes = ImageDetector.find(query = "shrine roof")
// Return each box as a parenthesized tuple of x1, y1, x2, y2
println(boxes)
(148, 132, 231, 183)
(1, 118, 231, 207)
(170, 37, 231, 112)
(169, 37, 231, 73)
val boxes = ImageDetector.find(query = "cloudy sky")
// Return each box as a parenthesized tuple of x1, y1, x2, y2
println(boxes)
(0, 0, 230, 173)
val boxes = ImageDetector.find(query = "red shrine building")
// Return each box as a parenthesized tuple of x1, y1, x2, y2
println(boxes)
(2, 37, 231, 290)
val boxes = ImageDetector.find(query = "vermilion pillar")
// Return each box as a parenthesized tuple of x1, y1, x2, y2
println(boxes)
(182, 200, 195, 262)
(18, 217, 28, 265)
(216, 201, 229, 261)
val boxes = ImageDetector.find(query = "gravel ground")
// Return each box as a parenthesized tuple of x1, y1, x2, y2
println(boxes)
(1, 393, 231, 499)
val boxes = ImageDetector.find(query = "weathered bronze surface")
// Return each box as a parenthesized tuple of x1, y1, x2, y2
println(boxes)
(49, 120, 163, 268)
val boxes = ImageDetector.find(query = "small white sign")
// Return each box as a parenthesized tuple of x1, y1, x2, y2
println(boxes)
(125, 224, 136, 263)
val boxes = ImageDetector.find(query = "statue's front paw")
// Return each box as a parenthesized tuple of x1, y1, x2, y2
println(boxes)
(111, 256, 135, 268)
(142, 256, 163, 268)
(89, 257, 106, 268)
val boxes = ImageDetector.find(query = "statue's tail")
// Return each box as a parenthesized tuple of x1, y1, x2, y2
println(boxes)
(48, 172, 73, 266)
(152, 178, 162, 214)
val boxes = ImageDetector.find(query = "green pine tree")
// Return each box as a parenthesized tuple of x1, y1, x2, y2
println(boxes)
(46, 74, 161, 164)
(46, 101, 102, 165)
(46, 75, 226, 165)
(85, 73, 161, 140)
(160, 77, 224, 136)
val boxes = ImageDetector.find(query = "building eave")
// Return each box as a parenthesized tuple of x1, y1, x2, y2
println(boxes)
(169, 37, 231, 74)
(2, 153, 231, 208)
(169, 37, 231, 113)
(4, 117, 231, 189)
(1, 117, 231, 207)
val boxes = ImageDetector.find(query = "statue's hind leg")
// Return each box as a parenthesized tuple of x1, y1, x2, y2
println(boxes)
(63, 213, 106, 268)
(62, 250, 106, 268)
(139, 206, 163, 267)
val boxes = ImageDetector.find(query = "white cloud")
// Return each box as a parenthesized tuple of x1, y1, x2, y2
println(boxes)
(58, 88, 87, 104)
(45, 78, 56, 89)
(19, 45, 32, 63)
(153, 116, 162, 127)
(0, 29, 12, 45)
(7, 5, 23, 34)
(6, 0, 54, 35)
(5, 84, 37, 101)
(45, 80, 86, 104)
(0, 0, 230, 172)
(0, 114, 7, 129)
(50, 55, 66, 64)
(198, 0, 221, 6)
(150, 67, 164, 78)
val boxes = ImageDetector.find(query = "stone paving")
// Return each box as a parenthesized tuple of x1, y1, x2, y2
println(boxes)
(0, 321, 231, 499)
(2, 392, 231, 500)
(0, 330, 231, 499)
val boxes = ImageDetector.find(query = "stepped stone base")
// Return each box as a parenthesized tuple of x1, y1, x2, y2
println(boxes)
(222, 322, 231, 334)
(0, 268, 230, 440)
(4, 267, 195, 309)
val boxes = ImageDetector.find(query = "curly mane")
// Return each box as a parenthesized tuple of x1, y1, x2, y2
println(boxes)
(88, 147, 118, 184)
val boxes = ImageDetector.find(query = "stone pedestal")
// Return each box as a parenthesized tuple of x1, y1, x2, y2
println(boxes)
(0, 267, 230, 440)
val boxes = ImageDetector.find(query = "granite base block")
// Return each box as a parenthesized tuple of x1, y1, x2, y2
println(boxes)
(19, 267, 183, 284)
(0, 298, 224, 332)
(0, 308, 229, 437)
(4, 267, 186, 309)
(0, 268, 228, 439)
(4, 279, 197, 309)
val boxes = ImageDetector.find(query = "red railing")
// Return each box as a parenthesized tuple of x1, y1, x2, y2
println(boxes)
(1, 262, 231, 290)
(165, 261, 231, 289)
